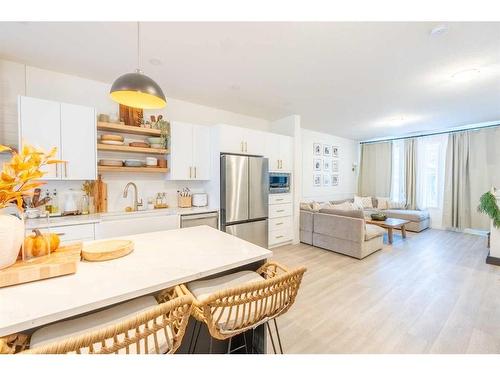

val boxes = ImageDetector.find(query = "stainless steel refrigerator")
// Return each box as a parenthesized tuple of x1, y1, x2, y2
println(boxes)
(220, 154, 269, 248)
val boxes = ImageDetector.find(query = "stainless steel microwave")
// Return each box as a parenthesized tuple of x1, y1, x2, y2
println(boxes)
(269, 172, 291, 194)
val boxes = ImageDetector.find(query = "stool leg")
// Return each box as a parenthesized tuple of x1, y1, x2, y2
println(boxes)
(266, 321, 277, 354)
(273, 319, 284, 354)
(242, 332, 249, 354)
(209, 336, 213, 354)
(227, 336, 232, 354)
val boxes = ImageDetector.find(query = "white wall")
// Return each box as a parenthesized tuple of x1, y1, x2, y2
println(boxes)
(0, 58, 271, 212)
(301, 128, 359, 202)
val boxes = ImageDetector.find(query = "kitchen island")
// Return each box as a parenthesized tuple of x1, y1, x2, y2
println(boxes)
(0, 226, 272, 353)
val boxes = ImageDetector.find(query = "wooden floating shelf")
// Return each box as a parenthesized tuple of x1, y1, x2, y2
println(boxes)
(98, 166, 169, 173)
(97, 122, 163, 136)
(97, 143, 169, 155)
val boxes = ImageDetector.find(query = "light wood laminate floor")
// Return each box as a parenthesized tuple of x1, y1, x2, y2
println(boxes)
(270, 229, 500, 353)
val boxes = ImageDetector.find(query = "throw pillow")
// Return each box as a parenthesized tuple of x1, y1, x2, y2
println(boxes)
(300, 202, 313, 211)
(354, 196, 373, 209)
(376, 197, 390, 210)
(311, 201, 322, 212)
(332, 201, 357, 211)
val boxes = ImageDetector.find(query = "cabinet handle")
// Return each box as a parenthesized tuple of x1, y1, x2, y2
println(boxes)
(241, 141, 244, 152)
(276, 235, 284, 239)
(276, 222, 284, 226)
(276, 198, 284, 201)
(189, 166, 192, 179)
(280, 160, 283, 169)
(64, 162, 68, 178)
(245, 142, 248, 152)
(277, 209, 285, 213)
(194, 166, 197, 178)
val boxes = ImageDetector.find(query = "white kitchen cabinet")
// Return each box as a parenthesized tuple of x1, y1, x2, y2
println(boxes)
(18, 96, 97, 181)
(61, 103, 97, 180)
(37, 223, 95, 243)
(268, 193, 293, 248)
(95, 214, 179, 239)
(265, 133, 293, 172)
(168, 121, 210, 180)
(216, 124, 265, 156)
(18, 96, 61, 179)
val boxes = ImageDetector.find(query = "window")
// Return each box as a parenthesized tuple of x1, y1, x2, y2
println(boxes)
(416, 134, 448, 209)
(390, 139, 405, 203)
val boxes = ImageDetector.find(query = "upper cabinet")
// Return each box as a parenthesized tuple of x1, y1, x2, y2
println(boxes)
(18, 96, 97, 180)
(265, 133, 293, 172)
(216, 124, 265, 156)
(168, 121, 211, 180)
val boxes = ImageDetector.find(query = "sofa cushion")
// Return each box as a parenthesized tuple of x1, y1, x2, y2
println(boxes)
(383, 209, 430, 222)
(329, 198, 354, 205)
(365, 224, 386, 240)
(319, 208, 364, 219)
(331, 201, 357, 211)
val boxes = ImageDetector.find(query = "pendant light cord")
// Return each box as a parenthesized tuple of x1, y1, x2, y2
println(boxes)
(137, 21, 141, 72)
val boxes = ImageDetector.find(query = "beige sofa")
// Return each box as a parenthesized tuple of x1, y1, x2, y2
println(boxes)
(300, 208, 385, 259)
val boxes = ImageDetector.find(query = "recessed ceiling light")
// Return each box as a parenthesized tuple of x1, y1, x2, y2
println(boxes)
(451, 68, 481, 82)
(149, 58, 162, 66)
(430, 25, 448, 37)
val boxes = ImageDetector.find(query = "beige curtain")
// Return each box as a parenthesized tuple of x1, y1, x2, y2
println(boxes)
(442, 132, 471, 230)
(404, 139, 417, 209)
(358, 142, 392, 197)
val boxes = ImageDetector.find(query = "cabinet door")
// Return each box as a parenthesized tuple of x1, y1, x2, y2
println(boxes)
(18, 96, 61, 179)
(60, 103, 96, 180)
(279, 135, 293, 171)
(265, 133, 281, 171)
(169, 121, 193, 180)
(244, 128, 266, 156)
(217, 124, 246, 154)
(192, 124, 211, 180)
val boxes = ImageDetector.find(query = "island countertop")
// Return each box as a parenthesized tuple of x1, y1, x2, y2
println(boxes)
(0, 226, 272, 337)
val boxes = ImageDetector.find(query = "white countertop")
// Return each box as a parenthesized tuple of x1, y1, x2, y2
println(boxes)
(26, 206, 218, 229)
(0, 226, 271, 336)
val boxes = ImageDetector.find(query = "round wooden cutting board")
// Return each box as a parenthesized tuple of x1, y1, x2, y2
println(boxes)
(82, 240, 134, 262)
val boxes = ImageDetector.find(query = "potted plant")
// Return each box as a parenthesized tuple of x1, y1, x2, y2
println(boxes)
(0, 144, 62, 269)
(477, 190, 500, 228)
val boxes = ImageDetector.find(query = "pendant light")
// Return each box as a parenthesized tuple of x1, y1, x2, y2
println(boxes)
(110, 22, 166, 109)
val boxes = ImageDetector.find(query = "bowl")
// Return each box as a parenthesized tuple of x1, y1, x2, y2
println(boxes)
(370, 213, 387, 221)
(146, 157, 158, 166)
(150, 143, 163, 149)
(124, 159, 145, 167)
(147, 137, 162, 144)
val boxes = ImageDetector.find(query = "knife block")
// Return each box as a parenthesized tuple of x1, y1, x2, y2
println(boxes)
(178, 196, 192, 208)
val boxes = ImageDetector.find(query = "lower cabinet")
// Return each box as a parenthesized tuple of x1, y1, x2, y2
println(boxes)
(268, 193, 294, 247)
(37, 223, 95, 243)
(95, 214, 180, 240)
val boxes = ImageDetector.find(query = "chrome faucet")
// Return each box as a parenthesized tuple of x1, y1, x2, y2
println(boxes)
(123, 182, 143, 211)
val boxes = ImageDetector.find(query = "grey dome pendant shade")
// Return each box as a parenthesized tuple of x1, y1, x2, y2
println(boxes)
(110, 23, 166, 109)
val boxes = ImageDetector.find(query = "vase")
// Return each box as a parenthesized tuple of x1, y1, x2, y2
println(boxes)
(0, 214, 25, 270)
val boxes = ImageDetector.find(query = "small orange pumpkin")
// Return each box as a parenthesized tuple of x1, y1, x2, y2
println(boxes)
(23, 230, 60, 258)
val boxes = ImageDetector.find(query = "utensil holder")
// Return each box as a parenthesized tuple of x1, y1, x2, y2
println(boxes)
(178, 196, 192, 208)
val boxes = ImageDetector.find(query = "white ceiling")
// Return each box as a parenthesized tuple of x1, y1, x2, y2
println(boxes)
(1, 22, 499, 140)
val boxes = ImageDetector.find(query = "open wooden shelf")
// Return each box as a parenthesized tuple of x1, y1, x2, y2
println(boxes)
(97, 122, 163, 136)
(97, 143, 169, 155)
(98, 166, 169, 173)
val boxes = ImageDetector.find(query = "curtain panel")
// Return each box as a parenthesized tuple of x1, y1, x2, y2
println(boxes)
(442, 131, 471, 230)
(404, 138, 417, 210)
(358, 142, 392, 197)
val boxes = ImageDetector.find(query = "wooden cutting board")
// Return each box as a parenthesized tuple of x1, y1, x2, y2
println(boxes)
(94, 174, 108, 213)
(0, 243, 82, 288)
(82, 240, 134, 262)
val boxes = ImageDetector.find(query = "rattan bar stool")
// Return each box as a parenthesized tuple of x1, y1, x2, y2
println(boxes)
(184, 261, 306, 354)
(4, 286, 192, 354)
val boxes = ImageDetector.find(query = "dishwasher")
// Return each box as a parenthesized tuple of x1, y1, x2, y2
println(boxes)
(180, 211, 219, 229)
